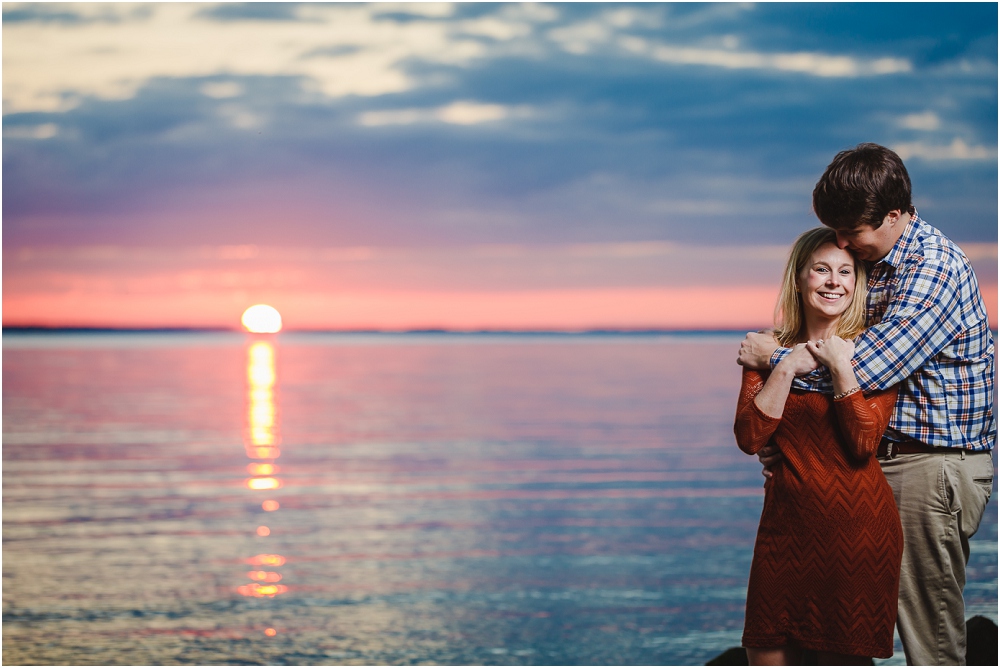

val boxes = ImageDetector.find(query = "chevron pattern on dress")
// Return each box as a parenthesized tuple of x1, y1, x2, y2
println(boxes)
(735, 369, 903, 659)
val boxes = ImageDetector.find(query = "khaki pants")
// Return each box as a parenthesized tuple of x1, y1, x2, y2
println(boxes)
(880, 450, 995, 665)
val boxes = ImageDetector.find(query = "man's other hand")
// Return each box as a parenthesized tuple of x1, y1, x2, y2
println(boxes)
(756, 443, 782, 479)
(737, 331, 780, 369)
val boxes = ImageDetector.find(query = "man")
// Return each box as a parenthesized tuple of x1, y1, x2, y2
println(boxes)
(738, 143, 995, 665)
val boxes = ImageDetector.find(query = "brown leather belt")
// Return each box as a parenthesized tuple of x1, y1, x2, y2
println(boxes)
(878, 437, 954, 458)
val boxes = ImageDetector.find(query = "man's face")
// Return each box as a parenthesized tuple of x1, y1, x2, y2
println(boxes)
(832, 211, 906, 262)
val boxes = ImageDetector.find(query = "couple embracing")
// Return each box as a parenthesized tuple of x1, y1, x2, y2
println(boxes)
(734, 143, 995, 665)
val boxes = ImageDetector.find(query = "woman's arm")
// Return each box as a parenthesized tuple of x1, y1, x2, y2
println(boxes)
(734, 345, 817, 455)
(833, 387, 899, 460)
(734, 368, 780, 456)
(807, 336, 899, 460)
(754, 343, 819, 418)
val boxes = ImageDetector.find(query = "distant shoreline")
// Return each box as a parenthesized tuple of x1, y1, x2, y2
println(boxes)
(2, 326, 758, 336)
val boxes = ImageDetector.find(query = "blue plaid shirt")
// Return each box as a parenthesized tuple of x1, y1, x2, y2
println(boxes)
(772, 214, 995, 451)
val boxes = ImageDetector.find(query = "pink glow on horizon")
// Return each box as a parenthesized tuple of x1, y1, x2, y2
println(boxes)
(3, 286, 782, 331)
(4, 243, 995, 330)
(4, 284, 997, 331)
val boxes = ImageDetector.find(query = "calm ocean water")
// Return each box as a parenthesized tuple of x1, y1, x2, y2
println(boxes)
(3, 332, 996, 666)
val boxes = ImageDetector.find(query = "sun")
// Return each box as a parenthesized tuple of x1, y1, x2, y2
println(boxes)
(241, 305, 283, 334)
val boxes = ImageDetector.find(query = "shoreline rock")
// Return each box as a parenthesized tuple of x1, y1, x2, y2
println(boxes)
(706, 616, 997, 666)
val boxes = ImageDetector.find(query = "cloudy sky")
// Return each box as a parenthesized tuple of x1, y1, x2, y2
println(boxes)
(3, 2, 997, 329)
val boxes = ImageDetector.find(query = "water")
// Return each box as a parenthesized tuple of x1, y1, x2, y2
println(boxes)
(3, 332, 996, 665)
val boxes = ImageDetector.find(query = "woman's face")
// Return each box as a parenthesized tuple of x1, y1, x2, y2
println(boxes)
(797, 242, 857, 321)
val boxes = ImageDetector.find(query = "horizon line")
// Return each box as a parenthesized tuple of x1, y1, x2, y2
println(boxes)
(2, 325, 765, 336)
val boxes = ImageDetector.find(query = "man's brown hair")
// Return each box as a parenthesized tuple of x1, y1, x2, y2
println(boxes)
(812, 143, 914, 230)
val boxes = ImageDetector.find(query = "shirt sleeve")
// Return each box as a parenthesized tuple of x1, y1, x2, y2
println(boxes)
(851, 257, 962, 392)
(734, 368, 782, 455)
(771, 347, 830, 392)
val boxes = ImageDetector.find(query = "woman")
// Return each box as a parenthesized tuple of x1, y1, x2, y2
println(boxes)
(735, 227, 902, 665)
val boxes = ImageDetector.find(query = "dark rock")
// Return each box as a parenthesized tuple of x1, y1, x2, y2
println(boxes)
(705, 647, 747, 665)
(703, 647, 868, 665)
(706, 616, 996, 666)
(966, 615, 998, 666)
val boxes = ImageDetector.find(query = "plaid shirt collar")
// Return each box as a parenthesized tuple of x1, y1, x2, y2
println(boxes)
(874, 210, 922, 270)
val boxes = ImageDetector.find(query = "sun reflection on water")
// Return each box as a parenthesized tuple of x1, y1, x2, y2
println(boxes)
(239, 338, 287, 611)
(245, 341, 279, 455)
(246, 476, 281, 490)
(249, 554, 287, 567)
(236, 583, 289, 598)
(249, 446, 280, 459)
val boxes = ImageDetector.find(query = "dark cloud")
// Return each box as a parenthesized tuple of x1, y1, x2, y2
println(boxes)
(2, 3, 151, 25)
(196, 2, 305, 23)
(3, 3, 996, 249)
(734, 2, 997, 61)
(299, 45, 363, 59)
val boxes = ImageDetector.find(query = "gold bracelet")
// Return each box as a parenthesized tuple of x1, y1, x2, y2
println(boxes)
(833, 386, 861, 400)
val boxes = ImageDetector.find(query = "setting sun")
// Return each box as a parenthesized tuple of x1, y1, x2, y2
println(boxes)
(241, 305, 282, 334)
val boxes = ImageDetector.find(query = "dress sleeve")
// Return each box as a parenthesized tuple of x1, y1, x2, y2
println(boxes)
(833, 386, 899, 460)
(734, 368, 782, 456)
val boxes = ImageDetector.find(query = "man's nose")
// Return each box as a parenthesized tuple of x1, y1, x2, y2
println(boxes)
(835, 232, 850, 249)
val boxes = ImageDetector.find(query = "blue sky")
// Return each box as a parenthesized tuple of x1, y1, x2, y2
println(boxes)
(2, 2, 997, 329)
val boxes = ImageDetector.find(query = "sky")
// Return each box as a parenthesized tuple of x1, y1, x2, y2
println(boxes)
(2, 2, 997, 330)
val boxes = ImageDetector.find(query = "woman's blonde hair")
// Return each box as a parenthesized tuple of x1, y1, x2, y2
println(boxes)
(773, 227, 868, 347)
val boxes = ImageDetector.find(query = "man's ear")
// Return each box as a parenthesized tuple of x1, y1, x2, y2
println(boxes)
(884, 209, 903, 227)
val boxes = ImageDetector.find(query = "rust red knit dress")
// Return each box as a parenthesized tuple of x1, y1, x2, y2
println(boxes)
(735, 369, 902, 659)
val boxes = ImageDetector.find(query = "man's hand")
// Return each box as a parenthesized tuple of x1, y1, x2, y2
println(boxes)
(756, 443, 783, 479)
(737, 331, 780, 370)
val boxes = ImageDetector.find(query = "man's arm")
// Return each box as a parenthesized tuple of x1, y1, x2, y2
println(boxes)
(745, 257, 966, 393)
(851, 257, 963, 392)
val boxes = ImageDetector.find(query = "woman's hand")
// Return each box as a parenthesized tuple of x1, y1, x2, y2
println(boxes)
(777, 342, 820, 376)
(806, 336, 855, 374)
(807, 336, 859, 396)
(749, 344, 815, 421)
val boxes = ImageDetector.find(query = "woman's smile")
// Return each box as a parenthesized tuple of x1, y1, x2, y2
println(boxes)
(799, 243, 856, 321)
